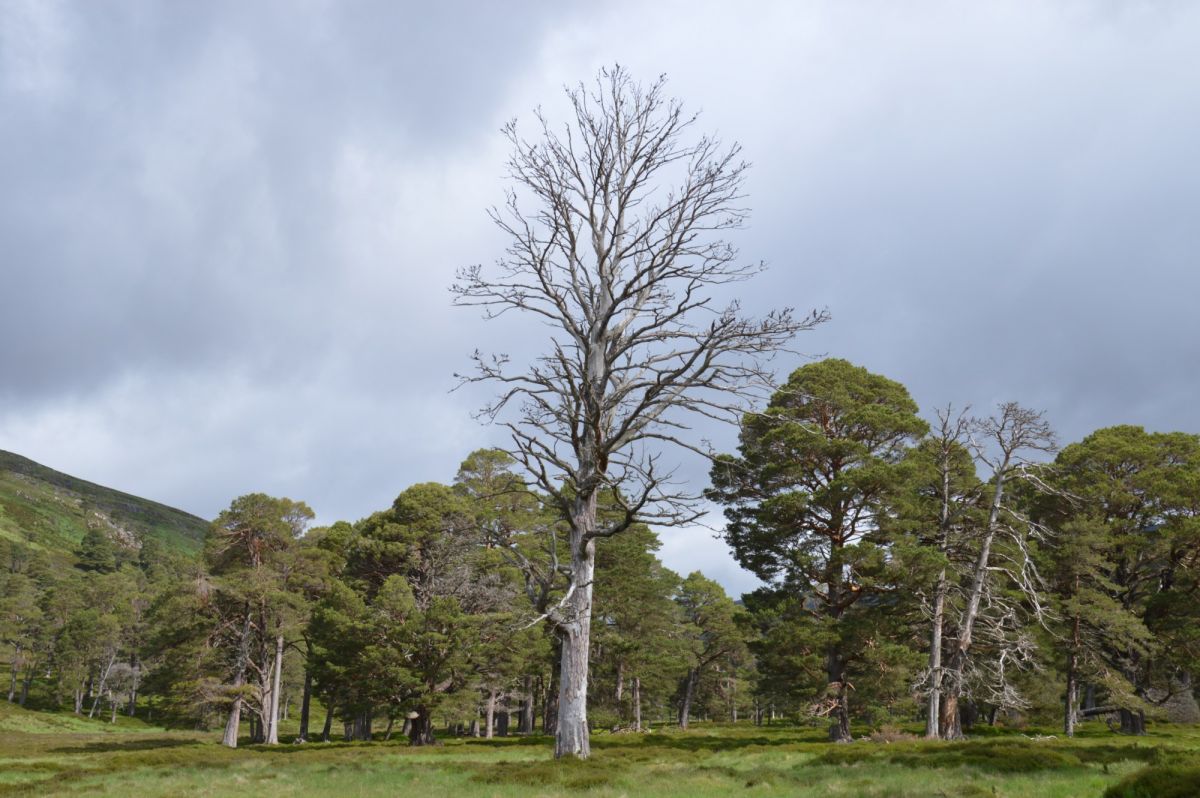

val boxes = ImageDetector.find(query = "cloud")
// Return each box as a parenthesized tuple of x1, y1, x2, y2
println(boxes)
(2, 1, 1198, 596)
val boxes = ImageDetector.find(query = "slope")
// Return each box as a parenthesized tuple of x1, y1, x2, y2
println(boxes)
(0, 449, 207, 559)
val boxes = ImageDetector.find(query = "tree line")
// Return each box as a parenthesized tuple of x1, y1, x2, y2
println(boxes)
(3, 357, 1198, 749)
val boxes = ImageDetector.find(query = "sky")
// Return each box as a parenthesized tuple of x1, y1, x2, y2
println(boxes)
(2, 0, 1199, 596)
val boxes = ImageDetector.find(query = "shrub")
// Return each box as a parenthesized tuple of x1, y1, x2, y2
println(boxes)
(1104, 764, 1200, 798)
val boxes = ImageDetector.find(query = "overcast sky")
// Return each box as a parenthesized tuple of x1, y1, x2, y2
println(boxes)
(3, 1, 1198, 596)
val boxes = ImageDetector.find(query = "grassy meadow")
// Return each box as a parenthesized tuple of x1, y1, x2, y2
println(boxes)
(2, 702, 1198, 797)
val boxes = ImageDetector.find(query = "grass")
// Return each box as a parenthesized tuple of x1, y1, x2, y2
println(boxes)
(1, 703, 1199, 797)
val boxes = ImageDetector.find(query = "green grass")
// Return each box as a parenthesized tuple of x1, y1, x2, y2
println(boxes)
(2, 704, 1200, 797)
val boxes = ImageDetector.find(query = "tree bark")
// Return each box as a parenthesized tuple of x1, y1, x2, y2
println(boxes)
(88, 651, 117, 719)
(679, 668, 697, 729)
(266, 634, 284, 744)
(127, 655, 140, 717)
(632, 676, 642, 731)
(544, 646, 560, 735)
(320, 699, 334, 742)
(827, 648, 852, 742)
(519, 675, 534, 734)
(926, 572, 947, 738)
(498, 707, 510, 737)
(222, 606, 254, 748)
(297, 668, 313, 743)
(555, 501, 596, 758)
(408, 707, 435, 745)
(1119, 709, 1146, 735)
(485, 689, 496, 739)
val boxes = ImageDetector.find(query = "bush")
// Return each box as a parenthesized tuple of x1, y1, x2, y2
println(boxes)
(1104, 764, 1200, 798)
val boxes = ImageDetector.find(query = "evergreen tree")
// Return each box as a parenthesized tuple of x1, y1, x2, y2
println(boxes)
(708, 358, 928, 740)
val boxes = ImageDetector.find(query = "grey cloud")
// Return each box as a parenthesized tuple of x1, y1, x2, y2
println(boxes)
(3, 1, 1199, 596)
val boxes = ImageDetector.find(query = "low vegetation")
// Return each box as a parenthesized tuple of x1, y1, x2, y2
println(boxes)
(2, 702, 1199, 798)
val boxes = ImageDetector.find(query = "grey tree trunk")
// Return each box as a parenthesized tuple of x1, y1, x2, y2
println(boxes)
(127, 655, 140, 716)
(926, 571, 946, 739)
(88, 651, 117, 719)
(222, 607, 254, 748)
(1064, 651, 1078, 738)
(544, 646, 560, 735)
(266, 633, 284, 744)
(519, 675, 534, 733)
(555, 494, 597, 758)
(942, 452, 1012, 740)
(485, 689, 496, 739)
(679, 668, 697, 729)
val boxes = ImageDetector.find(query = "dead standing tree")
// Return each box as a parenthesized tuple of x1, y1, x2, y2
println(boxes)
(454, 67, 824, 758)
(939, 402, 1056, 739)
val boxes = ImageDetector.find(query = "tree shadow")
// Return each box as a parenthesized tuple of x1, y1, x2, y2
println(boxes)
(50, 737, 201, 754)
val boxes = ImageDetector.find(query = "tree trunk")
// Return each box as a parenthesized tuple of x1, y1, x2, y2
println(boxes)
(127, 655, 140, 717)
(19, 670, 32, 706)
(485, 689, 496, 739)
(940, 692, 962, 740)
(498, 707, 510, 737)
(633, 676, 642, 731)
(520, 675, 534, 734)
(296, 669, 313, 742)
(679, 668, 697, 729)
(555, 504, 596, 759)
(89, 651, 118, 719)
(1064, 657, 1077, 738)
(266, 634, 284, 744)
(320, 699, 334, 742)
(110, 690, 117, 724)
(408, 707, 435, 746)
(615, 660, 624, 703)
(941, 457, 1011, 740)
(7, 660, 16, 703)
(926, 566, 947, 739)
(544, 647, 560, 735)
(1119, 709, 1146, 735)
(383, 715, 395, 741)
(1065, 602, 1081, 737)
(222, 606, 254, 748)
(827, 647, 852, 742)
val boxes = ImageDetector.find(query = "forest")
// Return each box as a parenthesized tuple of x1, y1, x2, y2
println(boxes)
(3, 360, 1200, 745)
(4, 64, 1200, 798)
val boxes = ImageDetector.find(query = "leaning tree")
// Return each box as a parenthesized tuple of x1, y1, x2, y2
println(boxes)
(453, 66, 824, 758)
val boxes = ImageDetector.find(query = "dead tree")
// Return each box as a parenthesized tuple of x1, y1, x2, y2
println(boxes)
(454, 66, 823, 758)
(939, 402, 1056, 739)
(921, 405, 977, 739)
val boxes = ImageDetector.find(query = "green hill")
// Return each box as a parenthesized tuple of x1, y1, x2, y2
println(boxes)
(0, 449, 208, 561)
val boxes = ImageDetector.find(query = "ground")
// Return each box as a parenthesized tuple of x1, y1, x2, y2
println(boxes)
(1, 702, 1197, 797)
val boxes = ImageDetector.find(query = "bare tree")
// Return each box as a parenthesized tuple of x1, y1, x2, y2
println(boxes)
(939, 402, 1056, 739)
(921, 405, 977, 739)
(454, 66, 824, 758)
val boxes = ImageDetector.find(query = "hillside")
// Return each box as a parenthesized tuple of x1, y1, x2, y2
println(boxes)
(0, 449, 208, 560)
